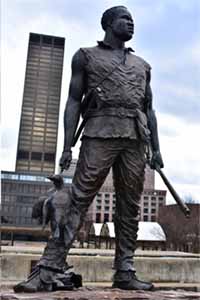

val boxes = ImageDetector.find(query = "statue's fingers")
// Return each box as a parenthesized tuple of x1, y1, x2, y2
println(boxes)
(65, 159, 72, 170)
(59, 157, 64, 167)
(65, 162, 70, 170)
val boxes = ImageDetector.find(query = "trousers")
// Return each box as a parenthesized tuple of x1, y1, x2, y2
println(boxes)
(65, 137, 146, 271)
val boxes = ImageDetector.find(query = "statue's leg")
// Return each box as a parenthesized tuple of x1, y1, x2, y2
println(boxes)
(63, 137, 119, 249)
(113, 139, 145, 272)
(112, 140, 153, 290)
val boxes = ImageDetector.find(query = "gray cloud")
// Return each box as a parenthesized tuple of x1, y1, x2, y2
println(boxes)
(156, 93, 200, 124)
(159, 126, 179, 138)
(170, 172, 200, 186)
(1, 128, 17, 149)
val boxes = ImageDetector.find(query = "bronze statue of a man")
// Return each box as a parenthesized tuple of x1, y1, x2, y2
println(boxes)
(14, 6, 164, 293)
(59, 5, 163, 290)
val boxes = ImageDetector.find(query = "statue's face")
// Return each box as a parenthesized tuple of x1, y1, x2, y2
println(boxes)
(111, 9, 134, 41)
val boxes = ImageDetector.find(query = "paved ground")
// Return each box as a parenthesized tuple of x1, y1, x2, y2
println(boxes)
(2, 281, 200, 291)
(1, 287, 200, 300)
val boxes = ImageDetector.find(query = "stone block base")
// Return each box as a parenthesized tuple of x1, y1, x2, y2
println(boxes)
(1, 287, 200, 300)
(1, 248, 200, 284)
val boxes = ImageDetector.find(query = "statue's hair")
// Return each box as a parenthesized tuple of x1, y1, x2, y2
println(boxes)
(101, 6, 128, 31)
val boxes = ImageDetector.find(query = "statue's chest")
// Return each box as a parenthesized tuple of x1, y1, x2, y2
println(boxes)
(86, 51, 147, 89)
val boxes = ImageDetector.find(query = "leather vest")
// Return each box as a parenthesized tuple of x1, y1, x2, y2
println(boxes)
(80, 45, 151, 139)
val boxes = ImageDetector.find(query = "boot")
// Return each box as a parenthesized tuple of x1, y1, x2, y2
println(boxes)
(112, 270, 154, 291)
(14, 280, 39, 293)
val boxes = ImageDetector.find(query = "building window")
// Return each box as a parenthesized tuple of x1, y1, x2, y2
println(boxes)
(105, 199, 109, 204)
(144, 215, 148, 221)
(44, 153, 55, 162)
(30, 34, 40, 43)
(17, 150, 29, 160)
(31, 152, 42, 160)
(96, 213, 101, 223)
(104, 214, 109, 222)
(105, 206, 109, 211)
(144, 208, 148, 213)
(151, 208, 156, 213)
(54, 37, 64, 47)
(96, 206, 101, 211)
(151, 215, 156, 222)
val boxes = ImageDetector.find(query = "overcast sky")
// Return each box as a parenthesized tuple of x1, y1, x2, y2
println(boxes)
(1, 0, 200, 203)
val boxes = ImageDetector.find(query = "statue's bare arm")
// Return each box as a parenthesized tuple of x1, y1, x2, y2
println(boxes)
(60, 50, 86, 170)
(145, 71, 164, 169)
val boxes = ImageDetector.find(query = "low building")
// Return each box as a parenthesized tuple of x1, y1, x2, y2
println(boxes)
(88, 222, 166, 250)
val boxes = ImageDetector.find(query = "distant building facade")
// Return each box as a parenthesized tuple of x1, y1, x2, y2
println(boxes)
(140, 189, 166, 222)
(85, 165, 166, 223)
(86, 188, 166, 224)
(62, 160, 165, 223)
(1, 165, 166, 227)
(1, 171, 72, 226)
(16, 33, 65, 174)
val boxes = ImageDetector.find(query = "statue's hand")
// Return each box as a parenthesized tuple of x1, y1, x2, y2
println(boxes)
(150, 150, 164, 170)
(59, 150, 72, 171)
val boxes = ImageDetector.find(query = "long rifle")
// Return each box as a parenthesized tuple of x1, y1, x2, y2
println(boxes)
(155, 166, 190, 218)
(146, 112, 190, 218)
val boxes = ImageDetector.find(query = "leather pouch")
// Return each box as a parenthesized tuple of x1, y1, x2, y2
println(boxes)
(136, 109, 150, 143)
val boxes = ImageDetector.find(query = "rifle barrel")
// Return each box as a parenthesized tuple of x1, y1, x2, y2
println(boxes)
(156, 167, 190, 218)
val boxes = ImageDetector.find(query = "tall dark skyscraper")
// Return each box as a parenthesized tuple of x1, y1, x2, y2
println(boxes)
(16, 33, 65, 174)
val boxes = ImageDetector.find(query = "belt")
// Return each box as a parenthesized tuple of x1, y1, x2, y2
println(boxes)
(86, 107, 138, 119)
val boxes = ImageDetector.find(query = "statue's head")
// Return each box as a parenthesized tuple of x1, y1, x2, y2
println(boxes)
(101, 6, 134, 41)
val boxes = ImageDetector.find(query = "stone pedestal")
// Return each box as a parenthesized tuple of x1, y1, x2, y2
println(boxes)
(1, 247, 200, 284)
(1, 287, 200, 300)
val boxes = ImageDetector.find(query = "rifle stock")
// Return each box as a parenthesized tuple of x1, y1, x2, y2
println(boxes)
(156, 167, 190, 218)
(72, 119, 87, 147)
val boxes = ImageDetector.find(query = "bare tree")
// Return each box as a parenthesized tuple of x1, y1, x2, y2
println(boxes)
(158, 204, 200, 253)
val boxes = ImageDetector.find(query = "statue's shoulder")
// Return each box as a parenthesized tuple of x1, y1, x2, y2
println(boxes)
(130, 52, 151, 71)
(80, 45, 99, 53)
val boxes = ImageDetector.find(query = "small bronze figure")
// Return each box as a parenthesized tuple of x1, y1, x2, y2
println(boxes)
(42, 175, 71, 244)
